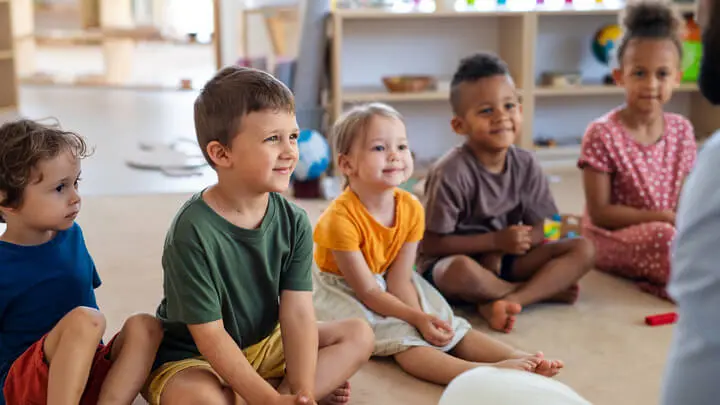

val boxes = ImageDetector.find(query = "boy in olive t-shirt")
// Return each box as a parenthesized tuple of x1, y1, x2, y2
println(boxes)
(142, 67, 374, 405)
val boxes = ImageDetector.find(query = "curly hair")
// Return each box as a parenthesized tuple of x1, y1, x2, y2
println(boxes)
(0, 119, 91, 221)
(616, 0, 684, 64)
(450, 52, 511, 115)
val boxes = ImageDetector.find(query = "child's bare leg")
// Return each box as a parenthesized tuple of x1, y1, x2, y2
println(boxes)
(504, 238, 594, 307)
(159, 367, 238, 405)
(43, 306, 107, 405)
(432, 255, 515, 302)
(279, 319, 373, 405)
(97, 314, 164, 405)
(394, 346, 539, 385)
(432, 255, 522, 332)
(451, 330, 564, 377)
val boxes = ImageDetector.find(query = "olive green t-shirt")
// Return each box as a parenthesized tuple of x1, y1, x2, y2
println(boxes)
(154, 191, 314, 366)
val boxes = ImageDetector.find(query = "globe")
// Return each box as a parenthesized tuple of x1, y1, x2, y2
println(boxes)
(592, 24, 622, 65)
(293, 129, 331, 182)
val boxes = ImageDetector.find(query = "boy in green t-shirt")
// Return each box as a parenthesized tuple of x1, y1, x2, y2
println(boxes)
(142, 67, 374, 405)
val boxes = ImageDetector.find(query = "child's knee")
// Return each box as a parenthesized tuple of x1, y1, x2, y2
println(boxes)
(571, 237, 595, 261)
(340, 319, 374, 356)
(64, 306, 106, 339)
(437, 255, 480, 280)
(123, 313, 164, 344)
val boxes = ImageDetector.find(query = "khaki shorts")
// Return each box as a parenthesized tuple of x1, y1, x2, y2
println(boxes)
(142, 324, 285, 405)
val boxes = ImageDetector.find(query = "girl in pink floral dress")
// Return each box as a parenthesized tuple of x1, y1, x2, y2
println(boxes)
(577, 1, 697, 300)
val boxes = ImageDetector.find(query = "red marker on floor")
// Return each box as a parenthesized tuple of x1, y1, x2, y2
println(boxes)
(645, 312, 678, 326)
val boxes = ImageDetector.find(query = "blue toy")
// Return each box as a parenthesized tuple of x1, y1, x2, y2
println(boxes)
(293, 129, 331, 182)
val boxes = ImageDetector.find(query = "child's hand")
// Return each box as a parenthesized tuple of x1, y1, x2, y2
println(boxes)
(659, 210, 676, 224)
(493, 225, 533, 254)
(294, 390, 318, 405)
(417, 313, 455, 347)
(271, 393, 316, 405)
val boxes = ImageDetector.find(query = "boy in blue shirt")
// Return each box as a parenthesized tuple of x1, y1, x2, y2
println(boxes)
(0, 119, 163, 405)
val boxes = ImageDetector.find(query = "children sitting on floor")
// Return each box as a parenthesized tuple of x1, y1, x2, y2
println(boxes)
(578, 1, 697, 300)
(312, 102, 563, 386)
(142, 66, 373, 405)
(0, 119, 163, 405)
(416, 53, 595, 333)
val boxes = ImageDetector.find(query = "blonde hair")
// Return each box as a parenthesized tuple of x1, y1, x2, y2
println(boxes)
(331, 102, 404, 168)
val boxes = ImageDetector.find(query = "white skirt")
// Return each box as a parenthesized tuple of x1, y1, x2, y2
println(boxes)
(312, 270, 471, 357)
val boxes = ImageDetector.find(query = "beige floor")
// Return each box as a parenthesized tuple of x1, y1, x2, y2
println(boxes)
(79, 170, 677, 405)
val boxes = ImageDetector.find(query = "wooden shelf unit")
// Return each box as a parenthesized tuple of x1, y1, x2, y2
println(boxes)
(0, 0, 17, 112)
(327, 1, 717, 166)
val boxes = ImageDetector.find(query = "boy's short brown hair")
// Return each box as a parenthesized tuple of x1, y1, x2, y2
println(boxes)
(0, 119, 91, 221)
(194, 66, 296, 166)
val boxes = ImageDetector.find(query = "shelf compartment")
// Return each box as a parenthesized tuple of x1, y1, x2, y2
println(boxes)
(0, 1, 11, 51)
(0, 58, 18, 109)
(534, 83, 698, 96)
(342, 87, 449, 103)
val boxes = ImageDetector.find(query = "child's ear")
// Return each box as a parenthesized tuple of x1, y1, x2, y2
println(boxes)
(0, 193, 13, 221)
(611, 68, 624, 86)
(206, 141, 232, 168)
(451, 116, 466, 135)
(337, 153, 354, 176)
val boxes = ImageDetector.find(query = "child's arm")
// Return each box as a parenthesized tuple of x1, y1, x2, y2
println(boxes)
(422, 226, 532, 257)
(583, 168, 674, 230)
(279, 290, 318, 401)
(332, 249, 453, 346)
(385, 241, 423, 310)
(189, 321, 292, 404)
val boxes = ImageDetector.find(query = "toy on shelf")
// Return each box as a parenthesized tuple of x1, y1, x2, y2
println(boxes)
(540, 71, 582, 87)
(534, 137, 557, 147)
(382, 75, 436, 93)
(592, 24, 622, 85)
(682, 14, 702, 82)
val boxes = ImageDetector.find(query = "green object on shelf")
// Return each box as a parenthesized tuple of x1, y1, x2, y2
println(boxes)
(682, 40, 702, 82)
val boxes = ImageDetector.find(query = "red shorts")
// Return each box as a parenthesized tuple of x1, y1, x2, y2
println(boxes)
(3, 333, 118, 405)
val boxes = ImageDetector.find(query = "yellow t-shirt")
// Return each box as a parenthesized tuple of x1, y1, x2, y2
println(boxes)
(313, 187, 425, 276)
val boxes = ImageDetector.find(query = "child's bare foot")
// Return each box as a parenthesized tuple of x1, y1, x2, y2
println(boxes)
(478, 300, 522, 333)
(492, 355, 541, 372)
(319, 381, 351, 405)
(519, 351, 564, 377)
(535, 358, 564, 377)
(546, 284, 580, 304)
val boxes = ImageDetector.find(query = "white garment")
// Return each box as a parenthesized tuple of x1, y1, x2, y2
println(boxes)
(313, 270, 471, 357)
(439, 368, 591, 405)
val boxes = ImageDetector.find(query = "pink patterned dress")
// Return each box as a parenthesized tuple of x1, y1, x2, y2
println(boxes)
(577, 108, 697, 299)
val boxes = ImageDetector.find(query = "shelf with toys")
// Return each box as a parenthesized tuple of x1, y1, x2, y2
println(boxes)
(327, 0, 717, 168)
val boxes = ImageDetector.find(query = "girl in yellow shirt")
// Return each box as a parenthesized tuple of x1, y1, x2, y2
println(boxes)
(312, 102, 563, 385)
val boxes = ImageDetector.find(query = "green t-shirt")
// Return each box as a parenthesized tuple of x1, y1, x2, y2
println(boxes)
(154, 191, 314, 366)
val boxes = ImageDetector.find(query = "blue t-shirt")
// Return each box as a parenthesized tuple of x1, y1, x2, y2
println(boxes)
(0, 223, 100, 400)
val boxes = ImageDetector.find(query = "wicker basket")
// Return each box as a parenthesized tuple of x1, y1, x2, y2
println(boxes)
(382, 75, 436, 93)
